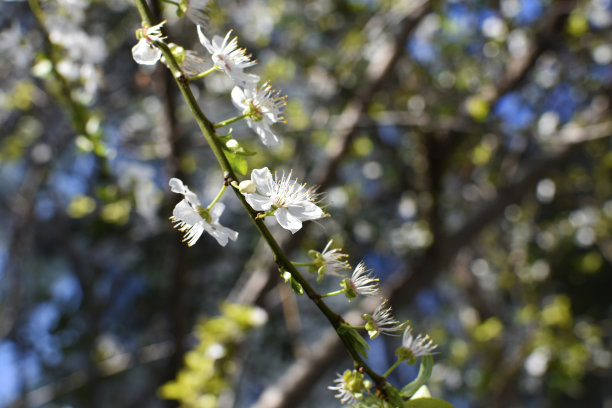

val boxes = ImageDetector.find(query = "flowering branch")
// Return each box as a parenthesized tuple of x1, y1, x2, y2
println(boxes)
(132, 0, 389, 394)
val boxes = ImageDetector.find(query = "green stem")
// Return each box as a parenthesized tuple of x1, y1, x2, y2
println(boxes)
(320, 289, 346, 298)
(216, 113, 249, 129)
(383, 360, 401, 378)
(189, 66, 219, 80)
(207, 184, 228, 210)
(132, 0, 387, 394)
(291, 261, 314, 267)
(161, 0, 180, 5)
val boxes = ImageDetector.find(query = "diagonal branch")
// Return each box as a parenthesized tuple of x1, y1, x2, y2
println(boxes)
(311, 0, 434, 190)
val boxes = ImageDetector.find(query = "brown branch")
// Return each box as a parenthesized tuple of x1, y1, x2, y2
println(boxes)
(311, 0, 434, 190)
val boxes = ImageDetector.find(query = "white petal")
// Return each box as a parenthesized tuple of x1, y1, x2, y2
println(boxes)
(172, 200, 201, 226)
(182, 223, 204, 246)
(232, 72, 260, 87)
(197, 25, 214, 54)
(288, 201, 323, 221)
(205, 224, 239, 246)
(169, 178, 186, 194)
(249, 121, 280, 146)
(250, 167, 274, 196)
(275, 208, 302, 233)
(231, 86, 247, 111)
(169, 178, 200, 206)
(209, 202, 225, 222)
(245, 193, 272, 211)
(132, 39, 161, 65)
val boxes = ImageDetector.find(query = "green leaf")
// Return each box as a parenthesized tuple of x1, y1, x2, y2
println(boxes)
(226, 151, 248, 175)
(222, 138, 257, 156)
(281, 271, 304, 295)
(404, 398, 455, 408)
(337, 324, 370, 358)
(400, 355, 434, 398)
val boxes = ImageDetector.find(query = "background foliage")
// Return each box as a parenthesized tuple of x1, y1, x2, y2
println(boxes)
(1, 0, 612, 407)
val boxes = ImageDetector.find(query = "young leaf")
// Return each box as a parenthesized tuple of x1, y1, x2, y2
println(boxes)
(404, 398, 455, 408)
(337, 324, 370, 358)
(281, 271, 304, 295)
(400, 355, 434, 398)
(226, 151, 248, 175)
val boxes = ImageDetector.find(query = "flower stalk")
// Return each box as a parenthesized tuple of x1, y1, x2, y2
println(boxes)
(215, 113, 249, 128)
(207, 184, 228, 210)
(189, 65, 218, 80)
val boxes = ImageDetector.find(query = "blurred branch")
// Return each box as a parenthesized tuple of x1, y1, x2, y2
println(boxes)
(474, 0, 579, 107)
(310, 0, 434, 190)
(9, 341, 174, 407)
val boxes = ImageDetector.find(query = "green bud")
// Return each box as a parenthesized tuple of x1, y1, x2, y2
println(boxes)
(168, 43, 186, 64)
(341, 278, 357, 301)
(362, 314, 379, 339)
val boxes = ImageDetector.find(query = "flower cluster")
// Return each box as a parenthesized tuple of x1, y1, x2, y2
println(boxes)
(196, 25, 287, 146)
(132, 7, 287, 147)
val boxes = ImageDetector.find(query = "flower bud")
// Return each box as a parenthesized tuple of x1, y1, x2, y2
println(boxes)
(238, 180, 256, 194)
(226, 139, 240, 150)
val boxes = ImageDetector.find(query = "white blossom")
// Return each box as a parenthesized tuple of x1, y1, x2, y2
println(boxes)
(312, 240, 351, 277)
(242, 167, 324, 234)
(132, 21, 166, 65)
(231, 82, 286, 146)
(364, 301, 404, 338)
(401, 325, 438, 359)
(169, 178, 238, 247)
(197, 26, 259, 85)
(345, 261, 380, 297)
(328, 371, 361, 405)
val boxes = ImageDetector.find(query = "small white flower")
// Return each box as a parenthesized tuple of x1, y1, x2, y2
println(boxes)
(310, 240, 351, 279)
(132, 21, 166, 65)
(197, 26, 260, 85)
(242, 167, 324, 234)
(401, 325, 438, 359)
(342, 262, 380, 299)
(328, 370, 362, 405)
(231, 82, 287, 147)
(364, 301, 404, 339)
(169, 178, 238, 247)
